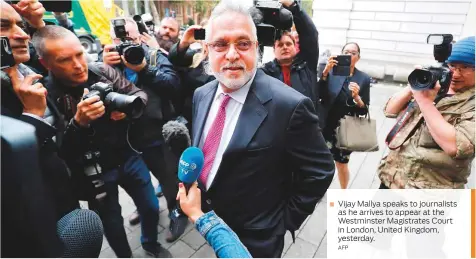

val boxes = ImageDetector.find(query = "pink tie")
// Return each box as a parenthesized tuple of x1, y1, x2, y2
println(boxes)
(199, 94, 231, 185)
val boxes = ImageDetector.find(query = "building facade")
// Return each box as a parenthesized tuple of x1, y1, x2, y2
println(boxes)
(313, 0, 475, 81)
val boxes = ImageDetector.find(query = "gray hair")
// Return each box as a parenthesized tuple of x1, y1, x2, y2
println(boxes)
(205, 0, 257, 43)
(110, 17, 138, 39)
(32, 25, 77, 58)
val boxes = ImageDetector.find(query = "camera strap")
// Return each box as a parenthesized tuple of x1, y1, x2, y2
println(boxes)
(385, 101, 422, 150)
(385, 94, 475, 150)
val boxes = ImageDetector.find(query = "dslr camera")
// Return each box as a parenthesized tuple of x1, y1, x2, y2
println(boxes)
(111, 18, 145, 65)
(408, 34, 453, 98)
(83, 82, 144, 118)
(252, 0, 293, 46)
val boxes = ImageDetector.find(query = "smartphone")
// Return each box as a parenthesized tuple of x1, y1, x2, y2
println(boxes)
(1, 36, 15, 70)
(332, 55, 352, 76)
(194, 29, 205, 40)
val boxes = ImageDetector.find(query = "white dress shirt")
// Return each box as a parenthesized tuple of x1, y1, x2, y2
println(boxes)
(199, 72, 256, 190)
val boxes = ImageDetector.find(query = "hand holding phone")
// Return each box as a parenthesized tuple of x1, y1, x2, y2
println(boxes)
(333, 55, 352, 76)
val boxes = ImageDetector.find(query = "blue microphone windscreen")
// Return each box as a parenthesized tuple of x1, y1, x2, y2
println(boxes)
(178, 147, 204, 184)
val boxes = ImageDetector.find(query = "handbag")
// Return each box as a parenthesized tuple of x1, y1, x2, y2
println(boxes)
(335, 107, 379, 152)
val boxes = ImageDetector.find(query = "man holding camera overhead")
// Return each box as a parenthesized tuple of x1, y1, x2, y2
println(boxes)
(102, 16, 186, 242)
(379, 36, 475, 189)
(32, 25, 172, 257)
(261, 0, 320, 118)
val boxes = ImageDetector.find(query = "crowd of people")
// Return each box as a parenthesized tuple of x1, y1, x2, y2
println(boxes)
(1, 0, 474, 258)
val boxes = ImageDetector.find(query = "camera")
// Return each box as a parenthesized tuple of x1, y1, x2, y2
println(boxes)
(1, 36, 15, 70)
(252, 0, 293, 46)
(133, 15, 150, 35)
(82, 82, 144, 118)
(408, 34, 453, 97)
(83, 150, 107, 202)
(111, 18, 145, 65)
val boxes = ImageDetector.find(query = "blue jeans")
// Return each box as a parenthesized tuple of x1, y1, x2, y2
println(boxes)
(88, 154, 159, 257)
(196, 211, 252, 258)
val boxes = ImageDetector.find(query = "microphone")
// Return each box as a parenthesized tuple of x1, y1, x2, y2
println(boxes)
(162, 120, 191, 158)
(171, 147, 204, 218)
(57, 209, 104, 257)
(177, 147, 204, 189)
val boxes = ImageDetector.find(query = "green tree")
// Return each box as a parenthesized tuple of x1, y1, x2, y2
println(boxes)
(188, 18, 195, 26)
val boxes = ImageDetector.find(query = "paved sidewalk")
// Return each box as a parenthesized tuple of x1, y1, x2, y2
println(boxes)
(98, 83, 475, 258)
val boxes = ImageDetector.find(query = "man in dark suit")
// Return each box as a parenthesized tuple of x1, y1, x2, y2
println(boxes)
(191, 1, 335, 257)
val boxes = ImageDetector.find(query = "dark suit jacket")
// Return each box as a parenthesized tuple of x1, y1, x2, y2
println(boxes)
(318, 68, 371, 128)
(192, 70, 335, 238)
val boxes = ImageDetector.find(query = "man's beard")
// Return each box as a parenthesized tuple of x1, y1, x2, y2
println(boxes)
(155, 34, 178, 52)
(210, 51, 261, 91)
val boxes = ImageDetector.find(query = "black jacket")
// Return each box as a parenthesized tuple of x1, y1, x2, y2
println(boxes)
(45, 62, 148, 198)
(192, 70, 334, 247)
(261, 2, 320, 120)
(0, 66, 79, 221)
(318, 68, 371, 129)
(168, 42, 215, 124)
(109, 45, 181, 147)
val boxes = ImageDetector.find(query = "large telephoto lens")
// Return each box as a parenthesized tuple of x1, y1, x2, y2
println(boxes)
(105, 92, 144, 118)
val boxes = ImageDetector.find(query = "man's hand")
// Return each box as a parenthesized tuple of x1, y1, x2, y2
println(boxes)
(121, 55, 146, 72)
(110, 111, 126, 121)
(412, 81, 441, 105)
(12, 0, 46, 29)
(178, 25, 202, 52)
(176, 182, 204, 224)
(103, 44, 122, 66)
(74, 88, 106, 127)
(6, 68, 47, 117)
(279, 0, 295, 7)
(140, 32, 160, 49)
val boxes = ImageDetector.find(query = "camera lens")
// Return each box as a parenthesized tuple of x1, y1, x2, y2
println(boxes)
(105, 92, 144, 118)
(408, 68, 437, 90)
(123, 45, 145, 65)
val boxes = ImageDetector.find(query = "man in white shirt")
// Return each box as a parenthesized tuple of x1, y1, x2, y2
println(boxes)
(191, 0, 335, 257)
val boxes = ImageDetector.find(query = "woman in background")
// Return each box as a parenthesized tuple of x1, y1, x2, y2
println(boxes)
(318, 42, 371, 189)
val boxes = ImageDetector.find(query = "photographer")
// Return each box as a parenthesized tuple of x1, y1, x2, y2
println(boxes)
(102, 17, 186, 242)
(378, 36, 475, 189)
(168, 24, 215, 127)
(261, 0, 320, 115)
(32, 25, 171, 257)
(1, 0, 80, 254)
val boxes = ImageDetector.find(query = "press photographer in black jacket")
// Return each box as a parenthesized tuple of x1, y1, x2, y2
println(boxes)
(261, 0, 320, 122)
(32, 25, 171, 258)
(101, 17, 186, 242)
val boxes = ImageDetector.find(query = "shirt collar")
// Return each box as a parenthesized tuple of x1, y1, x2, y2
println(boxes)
(216, 69, 257, 104)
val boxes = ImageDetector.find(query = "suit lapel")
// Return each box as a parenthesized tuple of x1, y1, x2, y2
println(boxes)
(207, 71, 271, 190)
(192, 82, 218, 147)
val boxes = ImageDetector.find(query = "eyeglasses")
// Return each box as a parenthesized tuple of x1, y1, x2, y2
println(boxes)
(447, 63, 475, 74)
(343, 51, 359, 56)
(206, 40, 257, 53)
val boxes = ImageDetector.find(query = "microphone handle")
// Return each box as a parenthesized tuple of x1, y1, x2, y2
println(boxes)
(173, 181, 196, 217)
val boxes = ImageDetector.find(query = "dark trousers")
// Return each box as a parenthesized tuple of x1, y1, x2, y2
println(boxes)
(89, 154, 159, 258)
(238, 232, 285, 258)
(141, 144, 178, 211)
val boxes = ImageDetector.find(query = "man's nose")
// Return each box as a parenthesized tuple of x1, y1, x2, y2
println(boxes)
(225, 44, 239, 62)
(12, 26, 30, 41)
